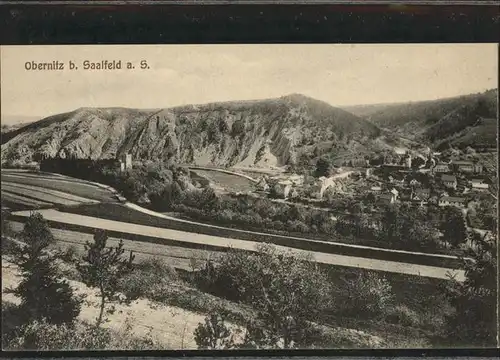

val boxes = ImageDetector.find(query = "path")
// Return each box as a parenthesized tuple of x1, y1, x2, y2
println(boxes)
(9, 208, 464, 281)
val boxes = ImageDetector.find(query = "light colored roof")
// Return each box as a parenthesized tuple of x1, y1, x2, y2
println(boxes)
(379, 194, 394, 201)
(416, 188, 430, 194)
(452, 160, 474, 165)
(390, 188, 399, 195)
(440, 196, 466, 203)
(441, 174, 457, 182)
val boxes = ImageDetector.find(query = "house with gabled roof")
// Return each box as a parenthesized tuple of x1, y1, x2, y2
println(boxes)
(470, 178, 489, 190)
(412, 188, 430, 201)
(433, 163, 450, 174)
(441, 174, 457, 189)
(438, 196, 467, 208)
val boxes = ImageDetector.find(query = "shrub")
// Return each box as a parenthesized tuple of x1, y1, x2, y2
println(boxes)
(118, 257, 178, 300)
(57, 244, 79, 263)
(339, 272, 394, 318)
(3, 320, 112, 350)
(194, 312, 237, 349)
(287, 220, 310, 234)
(196, 244, 333, 348)
(384, 305, 421, 327)
(3, 318, 167, 350)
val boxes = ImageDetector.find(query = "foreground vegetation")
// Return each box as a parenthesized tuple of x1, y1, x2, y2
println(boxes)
(1, 209, 497, 350)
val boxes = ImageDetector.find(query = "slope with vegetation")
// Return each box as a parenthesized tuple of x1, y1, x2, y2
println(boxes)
(1, 94, 388, 170)
(2, 210, 496, 350)
(351, 89, 498, 150)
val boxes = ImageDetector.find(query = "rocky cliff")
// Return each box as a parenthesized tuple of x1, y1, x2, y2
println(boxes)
(1, 94, 383, 169)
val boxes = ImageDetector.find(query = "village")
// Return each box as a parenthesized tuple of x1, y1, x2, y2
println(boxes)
(248, 147, 496, 227)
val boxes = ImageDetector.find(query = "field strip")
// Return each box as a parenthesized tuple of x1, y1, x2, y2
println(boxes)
(8, 221, 216, 266)
(1, 174, 118, 202)
(3, 171, 90, 182)
(2, 173, 102, 189)
(188, 166, 258, 183)
(124, 202, 463, 261)
(10, 208, 465, 281)
(1, 191, 52, 207)
(2, 184, 82, 206)
(1, 181, 99, 204)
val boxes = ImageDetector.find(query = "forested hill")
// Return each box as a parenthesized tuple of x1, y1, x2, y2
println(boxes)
(344, 89, 498, 150)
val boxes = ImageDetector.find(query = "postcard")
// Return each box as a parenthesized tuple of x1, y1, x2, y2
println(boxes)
(1, 44, 498, 350)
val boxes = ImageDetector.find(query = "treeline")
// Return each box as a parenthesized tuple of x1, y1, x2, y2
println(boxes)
(152, 189, 454, 253)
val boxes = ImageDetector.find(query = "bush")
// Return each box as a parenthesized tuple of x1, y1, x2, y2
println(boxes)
(3, 318, 166, 350)
(287, 220, 310, 234)
(3, 320, 112, 350)
(118, 257, 178, 300)
(57, 244, 79, 263)
(196, 244, 334, 348)
(339, 272, 394, 318)
(384, 305, 421, 327)
(194, 312, 237, 349)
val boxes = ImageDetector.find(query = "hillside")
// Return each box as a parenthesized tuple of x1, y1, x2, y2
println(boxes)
(354, 89, 498, 149)
(1, 94, 385, 169)
(1, 117, 38, 136)
(1, 115, 40, 127)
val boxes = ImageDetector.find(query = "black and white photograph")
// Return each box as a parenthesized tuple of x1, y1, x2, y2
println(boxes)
(1, 44, 498, 350)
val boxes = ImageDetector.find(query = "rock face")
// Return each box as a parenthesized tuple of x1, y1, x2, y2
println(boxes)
(1, 94, 382, 168)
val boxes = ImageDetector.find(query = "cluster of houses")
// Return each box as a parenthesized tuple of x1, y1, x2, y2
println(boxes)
(256, 169, 355, 200)
(432, 160, 484, 175)
(365, 156, 489, 209)
(250, 150, 489, 213)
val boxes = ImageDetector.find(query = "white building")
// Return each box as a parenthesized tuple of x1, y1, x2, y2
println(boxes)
(256, 177, 270, 192)
(119, 153, 133, 172)
(470, 179, 489, 190)
(438, 196, 467, 208)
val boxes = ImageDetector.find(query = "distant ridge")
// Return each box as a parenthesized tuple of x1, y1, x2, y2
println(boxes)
(348, 89, 498, 150)
(1, 94, 385, 168)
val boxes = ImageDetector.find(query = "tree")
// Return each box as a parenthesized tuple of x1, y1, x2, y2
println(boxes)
(207, 122, 222, 143)
(314, 157, 331, 178)
(218, 118, 229, 133)
(199, 187, 221, 213)
(194, 311, 237, 350)
(201, 244, 333, 348)
(442, 207, 468, 248)
(379, 205, 404, 246)
(1, 205, 11, 238)
(231, 119, 246, 138)
(7, 212, 82, 325)
(441, 231, 497, 347)
(77, 230, 136, 328)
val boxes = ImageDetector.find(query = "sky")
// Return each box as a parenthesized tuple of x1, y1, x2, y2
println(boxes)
(1, 44, 498, 122)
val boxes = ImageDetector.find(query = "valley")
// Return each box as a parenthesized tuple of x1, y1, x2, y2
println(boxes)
(1, 89, 497, 351)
